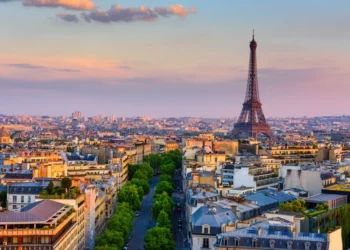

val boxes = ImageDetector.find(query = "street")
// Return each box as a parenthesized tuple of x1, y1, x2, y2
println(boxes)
(172, 170, 190, 250)
(128, 176, 159, 250)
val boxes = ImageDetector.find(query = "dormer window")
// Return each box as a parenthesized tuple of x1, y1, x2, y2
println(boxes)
(305, 242, 310, 250)
(316, 242, 322, 250)
(269, 240, 275, 248)
(224, 237, 228, 246)
(234, 238, 240, 247)
(252, 238, 258, 248)
(202, 225, 210, 234)
(287, 241, 293, 249)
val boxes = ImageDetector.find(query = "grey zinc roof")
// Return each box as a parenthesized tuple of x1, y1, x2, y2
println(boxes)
(244, 193, 279, 206)
(257, 189, 297, 204)
(8, 182, 43, 195)
(4, 172, 33, 179)
(306, 193, 346, 203)
(192, 206, 238, 228)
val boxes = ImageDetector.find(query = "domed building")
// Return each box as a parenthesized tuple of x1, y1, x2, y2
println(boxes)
(0, 127, 12, 144)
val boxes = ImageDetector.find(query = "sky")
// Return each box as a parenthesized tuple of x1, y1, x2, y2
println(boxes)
(0, 0, 349, 118)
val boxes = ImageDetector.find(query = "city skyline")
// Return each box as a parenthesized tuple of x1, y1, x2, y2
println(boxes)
(1, 0, 350, 117)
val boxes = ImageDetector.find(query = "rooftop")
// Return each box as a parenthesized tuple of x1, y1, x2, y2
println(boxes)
(8, 182, 43, 194)
(219, 220, 327, 242)
(306, 193, 347, 203)
(0, 200, 67, 224)
(324, 183, 350, 192)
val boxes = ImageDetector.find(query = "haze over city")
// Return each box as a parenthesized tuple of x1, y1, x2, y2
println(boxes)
(1, 0, 349, 117)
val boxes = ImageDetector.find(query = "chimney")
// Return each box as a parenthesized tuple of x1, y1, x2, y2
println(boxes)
(231, 205, 237, 214)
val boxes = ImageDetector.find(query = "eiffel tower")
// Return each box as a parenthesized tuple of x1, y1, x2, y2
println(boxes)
(233, 31, 272, 138)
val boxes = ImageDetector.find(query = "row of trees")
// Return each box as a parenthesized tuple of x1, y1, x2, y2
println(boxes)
(144, 150, 182, 250)
(95, 203, 134, 250)
(95, 162, 154, 250)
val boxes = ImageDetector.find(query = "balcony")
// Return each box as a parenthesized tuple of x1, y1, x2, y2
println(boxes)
(0, 244, 54, 250)
(256, 177, 279, 187)
(0, 212, 76, 237)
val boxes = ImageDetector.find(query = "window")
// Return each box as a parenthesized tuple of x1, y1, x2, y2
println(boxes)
(28, 196, 31, 202)
(23, 236, 31, 244)
(13, 196, 17, 202)
(252, 238, 258, 248)
(21, 196, 24, 203)
(13, 237, 18, 244)
(305, 242, 310, 250)
(203, 238, 209, 248)
(202, 225, 210, 234)
(224, 238, 228, 246)
(13, 205, 17, 210)
(41, 236, 50, 244)
(234, 238, 240, 247)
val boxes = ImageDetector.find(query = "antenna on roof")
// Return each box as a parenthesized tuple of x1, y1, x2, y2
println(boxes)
(252, 29, 255, 40)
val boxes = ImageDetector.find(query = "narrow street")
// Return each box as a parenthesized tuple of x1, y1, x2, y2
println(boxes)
(172, 170, 190, 250)
(128, 176, 159, 250)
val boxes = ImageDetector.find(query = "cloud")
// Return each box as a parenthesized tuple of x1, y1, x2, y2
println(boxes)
(22, 0, 94, 10)
(55, 68, 81, 72)
(5, 63, 80, 73)
(6, 63, 46, 69)
(155, 5, 196, 17)
(56, 13, 79, 22)
(119, 66, 132, 70)
(81, 4, 196, 23)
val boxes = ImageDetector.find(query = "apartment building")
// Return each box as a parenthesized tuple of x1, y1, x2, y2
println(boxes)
(0, 199, 80, 250)
(7, 182, 43, 211)
(214, 218, 342, 250)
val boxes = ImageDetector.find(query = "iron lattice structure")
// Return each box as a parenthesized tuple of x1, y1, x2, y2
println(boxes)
(233, 33, 272, 138)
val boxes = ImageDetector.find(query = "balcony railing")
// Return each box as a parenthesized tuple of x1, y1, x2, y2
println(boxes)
(0, 212, 76, 237)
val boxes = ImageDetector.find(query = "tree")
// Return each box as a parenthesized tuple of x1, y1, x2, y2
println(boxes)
(160, 174, 174, 186)
(94, 246, 117, 250)
(131, 178, 150, 195)
(115, 202, 134, 218)
(160, 163, 175, 176)
(144, 154, 162, 170)
(157, 210, 171, 229)
(155, 181, 174, 196)
(144, 226, 175, 250)
(152, 192, 174, 219)
(107, 213, 133, 241)
(128, 163, 154, 180)
(118, 184, 141, 211)
(66, 146, 74, 153)
(165, 149, 182, 169)
(133, 170, 148, 181)
(61, 177, 72, 190)
(137, 186, 144, 199)
(0, 191, 7, 208)
(128, 164, 140, 179)
(47, 180, 55, 195)
(139, 162, 154, 180)
(95, 229, 124, 249)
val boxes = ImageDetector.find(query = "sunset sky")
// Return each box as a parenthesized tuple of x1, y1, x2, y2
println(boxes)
(1, 0, 349, 118)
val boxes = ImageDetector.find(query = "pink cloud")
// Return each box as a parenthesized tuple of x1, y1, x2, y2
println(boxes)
(80, 4, 196, 23)
(23, 0, 94, 10)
